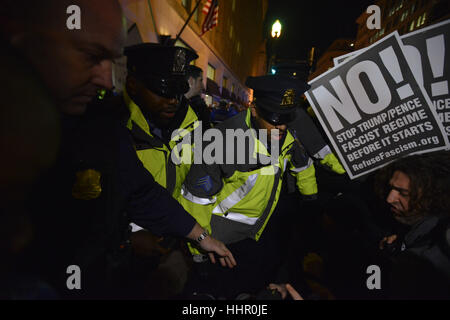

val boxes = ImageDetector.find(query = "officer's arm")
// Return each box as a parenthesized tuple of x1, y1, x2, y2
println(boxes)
(290, 109, 346, 174)
(125, 164, 235, 268)
(119, 126, 197, 237)
(289, 141, 318, 200)
(118, 126, 236, 267)
(289, 107, 329, 157)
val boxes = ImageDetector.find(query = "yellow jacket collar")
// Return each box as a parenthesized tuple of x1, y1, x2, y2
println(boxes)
(124, 88, 152, 136)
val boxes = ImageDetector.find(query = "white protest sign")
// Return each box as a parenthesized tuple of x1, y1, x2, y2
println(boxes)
(401, 19, 450, 137)
(305, 32, 449, 179)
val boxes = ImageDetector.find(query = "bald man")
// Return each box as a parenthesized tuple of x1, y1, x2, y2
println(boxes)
(1, 1, 235, 298)
(2, 0, 126, 115)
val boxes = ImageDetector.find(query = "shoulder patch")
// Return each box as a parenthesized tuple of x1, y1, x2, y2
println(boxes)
(194, 175, 213, 193)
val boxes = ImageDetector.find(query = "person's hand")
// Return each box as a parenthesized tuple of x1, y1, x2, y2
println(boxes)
(186, 223, 236, 268)
(268, 283, 304, 300)
(286, 283, 304, 300)
(379, 234, 397, 250)
(268, 283, 287, 299)
(199, 235, 237, 268)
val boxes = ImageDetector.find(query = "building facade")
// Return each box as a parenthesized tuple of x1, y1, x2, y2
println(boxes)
(355, 0, 450, 49)
(309, 0, 448, 81)
(120, 0, 268, 106)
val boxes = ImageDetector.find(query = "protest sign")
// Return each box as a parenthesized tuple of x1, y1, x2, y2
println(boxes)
(401, 19, 450, 137)
(333, 20, 450, 136)
(305, 32, 449, 179)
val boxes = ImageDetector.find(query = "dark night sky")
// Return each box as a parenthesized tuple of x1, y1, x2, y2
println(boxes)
(266, 0, 375, 60)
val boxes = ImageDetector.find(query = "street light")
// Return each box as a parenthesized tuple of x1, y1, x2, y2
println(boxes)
(271, 19, 282, 38)
(268, 19, 282, 74)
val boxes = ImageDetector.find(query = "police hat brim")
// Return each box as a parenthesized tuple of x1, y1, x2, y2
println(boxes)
(138, 74, 189, 98)
(256, 105, 297, 125)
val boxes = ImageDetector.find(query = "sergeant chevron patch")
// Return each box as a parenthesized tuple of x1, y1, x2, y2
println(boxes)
(194, 175, 213, 193)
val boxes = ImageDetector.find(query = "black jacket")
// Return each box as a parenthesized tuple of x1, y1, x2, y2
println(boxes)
(188, 95, 211, 129)
(24, 100, 196, 298)
(387, 216, 450, 299)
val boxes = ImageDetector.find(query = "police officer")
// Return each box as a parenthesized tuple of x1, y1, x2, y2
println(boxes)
(180, 74, 327, 298)
(123, 44, 219, 259)
(124, 43, 201, 200)
(3, 0, 235, 298)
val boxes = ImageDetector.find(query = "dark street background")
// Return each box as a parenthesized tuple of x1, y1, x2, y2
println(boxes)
(266, 0, 375, 59)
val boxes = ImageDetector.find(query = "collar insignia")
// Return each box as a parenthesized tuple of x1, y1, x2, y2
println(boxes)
(173, 49, 186, 74)
(281, 89, 295, 107)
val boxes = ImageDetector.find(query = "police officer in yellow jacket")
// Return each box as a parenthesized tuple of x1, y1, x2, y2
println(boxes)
(180, 75, 326, 298)
(123, 43, 202, 199)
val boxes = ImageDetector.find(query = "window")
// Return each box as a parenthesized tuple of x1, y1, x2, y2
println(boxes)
(229, 24, 233, 39)
(181, 0, 191, 10)
(207, 64, 216, 81)
(400, 11, 408, 22)
(236, 41, 241, 55)
(420, 12, 427, 26)
(416, 12, 426, 27)
(194, 6, 199, 22)
(223, 77, 228, 89)
(232, 0, 236, 12)
(231, 84, 235, 94)
(410, 20, 415, 31)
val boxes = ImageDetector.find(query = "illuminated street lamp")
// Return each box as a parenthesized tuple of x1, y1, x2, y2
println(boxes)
(268, 19, 282, 74)
(271, 20, 282, 38)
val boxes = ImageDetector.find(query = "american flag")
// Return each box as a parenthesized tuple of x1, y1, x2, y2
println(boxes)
(201, 0, 219, 35)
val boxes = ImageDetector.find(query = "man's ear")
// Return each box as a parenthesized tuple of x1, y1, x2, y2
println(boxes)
(187, 77, 194, 88)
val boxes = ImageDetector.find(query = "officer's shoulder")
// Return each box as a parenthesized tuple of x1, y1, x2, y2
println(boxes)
(214, 110, 247, 131)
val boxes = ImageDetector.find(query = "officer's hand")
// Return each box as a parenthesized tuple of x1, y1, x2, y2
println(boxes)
(200, 236, 237, 268)
(186, 223, 236, 268)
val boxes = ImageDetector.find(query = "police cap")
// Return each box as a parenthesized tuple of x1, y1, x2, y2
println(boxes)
(125, 43, 198, 98)
(245, 75, 310, 125)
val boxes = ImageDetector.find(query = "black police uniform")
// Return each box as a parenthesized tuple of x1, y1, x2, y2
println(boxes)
(23, 100, 196, 299)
